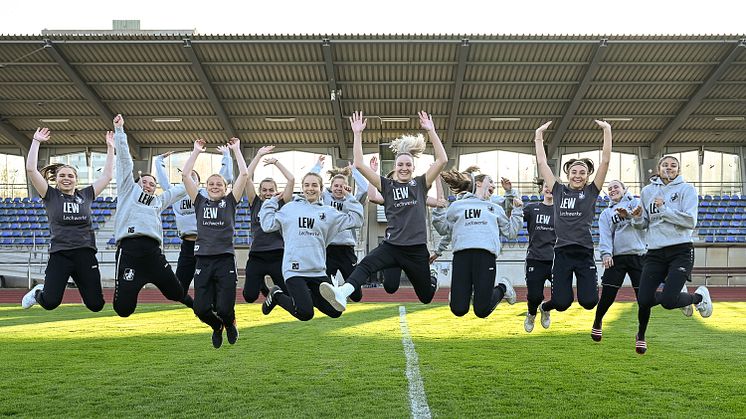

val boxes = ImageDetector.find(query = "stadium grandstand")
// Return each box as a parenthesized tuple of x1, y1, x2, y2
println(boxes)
(1, 27, 745, 288)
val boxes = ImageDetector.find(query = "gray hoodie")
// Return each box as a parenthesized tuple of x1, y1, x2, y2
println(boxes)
(154, 151, 233, 238)
(598, 191, 646, 258)
(260, 194, 363, 279)
(114, 127, 185, 245)
(310, 163, 369, 246)
(435, 193, 522, 256)
(632, 175, 698, 250)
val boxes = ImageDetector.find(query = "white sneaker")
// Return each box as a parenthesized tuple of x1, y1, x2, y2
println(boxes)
(695, 286, 713, 318)
(680, 284, 693, 317)
(21, 284, 44, 309)
(538, 301, 551, 329)
(524, 312, 536, 333)
(498, 277, 516, 305)
(319, 282, 348, 312)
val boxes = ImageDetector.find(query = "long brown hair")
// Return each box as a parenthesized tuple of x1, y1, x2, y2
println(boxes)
(562, 158, 595, 176)
(327, 166, 351, 183)
(440, 165, 482, 194)
(40, 163, 77, 183)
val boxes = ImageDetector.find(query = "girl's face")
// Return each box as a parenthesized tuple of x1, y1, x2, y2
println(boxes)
(568, 164, 589, 190)
(607, 181, 625, 202)
(542, 182, 553, 198)
(206, 175, 227, 200)
(394, 155, 414, 182)
(658, 157, 679, 182)
(331, 177, 347, 199)
(259, 180, 277, 200)
(56, 167, 77, 193)
(475, 177, 495, 195)
(139, 175, 157, 194)
(303, 175, 322, 203)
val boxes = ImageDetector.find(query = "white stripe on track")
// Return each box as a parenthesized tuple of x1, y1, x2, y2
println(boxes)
(398, 305, 432, 419)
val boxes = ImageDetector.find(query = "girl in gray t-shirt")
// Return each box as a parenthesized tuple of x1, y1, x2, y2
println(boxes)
(21, 127, 114, 312)
(533, 120, 613, 329)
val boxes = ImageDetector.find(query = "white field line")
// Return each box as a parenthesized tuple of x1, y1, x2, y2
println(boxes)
(398, 305, 432, 419)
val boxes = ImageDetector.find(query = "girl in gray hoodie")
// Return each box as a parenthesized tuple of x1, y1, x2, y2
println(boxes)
(592, 180, 646, 342)
(631, 156, 712, 354)
(259, 172, 363, 321)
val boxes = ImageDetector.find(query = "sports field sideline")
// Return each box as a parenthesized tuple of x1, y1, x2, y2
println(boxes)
(2, 295, 745, 417)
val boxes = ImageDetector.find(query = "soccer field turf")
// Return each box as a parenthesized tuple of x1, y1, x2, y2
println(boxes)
(1, 302, 744, 418)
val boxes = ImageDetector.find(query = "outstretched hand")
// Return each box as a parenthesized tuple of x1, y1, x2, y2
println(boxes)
(317, 155, 326, 165)
(615, 207, 630, 219)
(257, 145, 275, 157)
(193, 139, 206, 153)
(349, 111, 367, 134)
(113, 114, 124, 128)
(535, 121, 552, 140)
(631, 205, 643, 219)
(33, 127, 51, 142)
(500, 177, 512, 191)
(263, 157, 278, 166)
(418, 111, 435, 132)
(369, 155, 379, 172)
(105, 131, 115, 149)
(227, 137, 241, 151)
(594, 119, 611, 131)
(216, 145, 230, 154)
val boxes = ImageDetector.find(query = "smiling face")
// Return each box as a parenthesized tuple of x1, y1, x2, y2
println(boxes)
(567, 163, 589, 190)
(658, 157, 679, 183)
(330, 176, 347, 199)
(303, 173, 322, 203)
(607, 181, 625, 202)
(206, 174, 227, 200)
(474, 175, 494, 195)
(394, 154, 414, 183)
(259, 179, 277, 200)
(55, 166, 77, 194)
(138, 175, 157, 194)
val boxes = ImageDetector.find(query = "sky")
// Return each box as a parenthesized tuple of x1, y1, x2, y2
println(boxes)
(2, 0, 745, 36)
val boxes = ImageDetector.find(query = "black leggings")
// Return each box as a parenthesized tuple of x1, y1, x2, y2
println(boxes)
(525, 259, 552, 316)
(274, 276, 342, 321)
(382, 268, 403, 294)
(326, 245, 362, 301)
(345, 242, 436, 304)
(114, 237, 185, 317)
(38, 248, 104, 312)
(450, 249, 504, 318)
(594, 254, 643, 326)
(193, 254, 238, 330)
(175, 239, 197, 305)
(243, 249, 286, 303)
(637, 243, 698, 339)
(543, 245, 599, 312)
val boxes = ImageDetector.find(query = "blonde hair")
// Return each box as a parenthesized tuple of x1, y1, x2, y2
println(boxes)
(390, 134, 426, 159)
(326, 166, 351, 183)
(303, 172, 324, 185)
(440, 165, 483, 194)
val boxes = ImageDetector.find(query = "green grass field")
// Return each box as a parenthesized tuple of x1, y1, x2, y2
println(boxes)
(2, 301, 745, 418)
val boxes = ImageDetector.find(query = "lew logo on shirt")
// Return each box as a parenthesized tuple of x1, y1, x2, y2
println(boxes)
(464, 208, 482, 219)
(203, 207, 218, 219)
(560, 197, 576, 209)
(298, 217, 315, 229)
(392, 187, 409, 200)
(63, 202, 80, 214)
(180, 199, 192, 210)
(137, 192, 154, 206)
(536, 214, 551, 225)
(331, 201, 343, 211)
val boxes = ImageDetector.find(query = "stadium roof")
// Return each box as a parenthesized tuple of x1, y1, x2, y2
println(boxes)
(0, 34, 745, 159)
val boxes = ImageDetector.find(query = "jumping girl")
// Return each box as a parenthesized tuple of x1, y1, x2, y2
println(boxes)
(21, 127, 114, 312)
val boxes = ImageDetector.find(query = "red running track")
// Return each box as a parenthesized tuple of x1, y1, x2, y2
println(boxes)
(2, 286, 746, 304)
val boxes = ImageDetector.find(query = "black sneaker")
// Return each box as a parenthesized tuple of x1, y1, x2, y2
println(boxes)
(226, 320, 239, 345)
(212, 325, 224, 349)
(262, 285, 282, 315)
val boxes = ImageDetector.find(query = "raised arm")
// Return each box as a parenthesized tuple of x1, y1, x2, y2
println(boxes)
(264, 157, 295, 203)
(350, 111, 382, 191)
(592, 120, 613, 191)
(182, 139, 205, 202)
(366, 155, 384, 204)
(113, 114, 137, 196)
(534, 121, 556, 190)
(350, 165, 369, 202)
(26, 128, 51, 198)
(420, 111, 448, 188)
(91, 131, 115, 197)
(154, 151, 174, 191)
(227, 138, 249, 201)
(259, 196, 282, 233)
(310, 154, 325, 174)
(217, 145, 234, 184)
(245, 145, 275, 203)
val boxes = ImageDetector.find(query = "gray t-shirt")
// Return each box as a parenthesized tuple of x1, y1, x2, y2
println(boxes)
(43, 186, 96, 253)
(381, 174, 428, 246)
(194, 193, 238, 256)
(523, 202, 556, 261)
(552, 182, 600, 249)
(250, 195, 284, 252)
